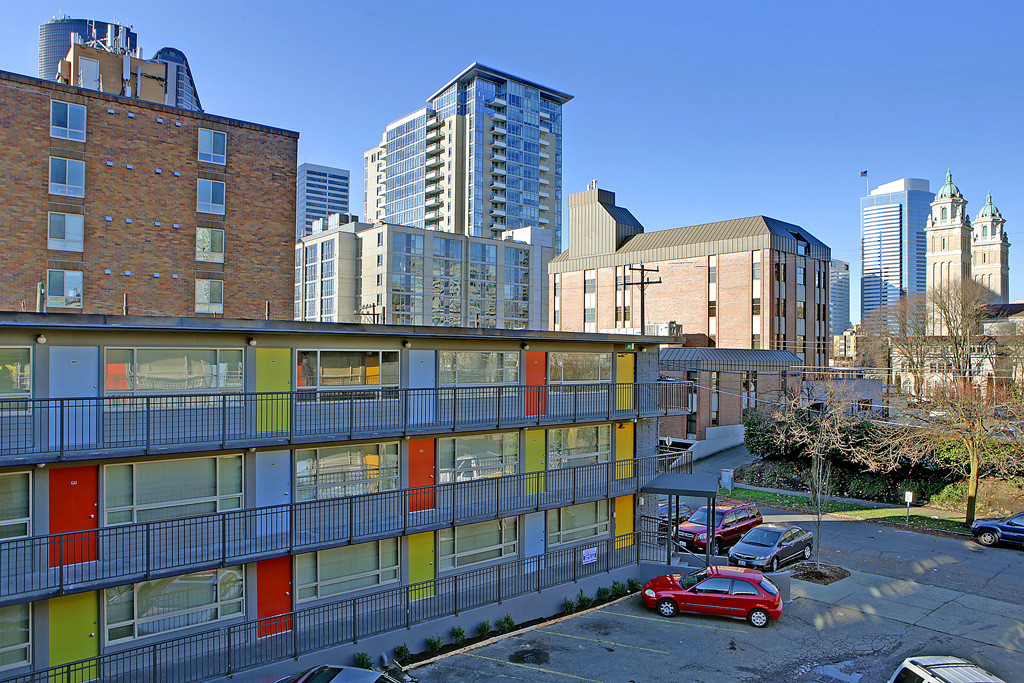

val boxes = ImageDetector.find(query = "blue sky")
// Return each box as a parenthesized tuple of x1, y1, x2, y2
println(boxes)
(6, 1, 1023, 322)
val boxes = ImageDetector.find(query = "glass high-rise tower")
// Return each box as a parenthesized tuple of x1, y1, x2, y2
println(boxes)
(365, 63, 572, 250)
(860, 178, 934, 321)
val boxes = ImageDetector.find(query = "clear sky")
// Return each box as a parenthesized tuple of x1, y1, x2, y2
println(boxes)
(6, 1, 1023, 323)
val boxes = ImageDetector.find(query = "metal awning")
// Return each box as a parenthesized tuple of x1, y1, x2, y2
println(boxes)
(642, 472, 718, 497)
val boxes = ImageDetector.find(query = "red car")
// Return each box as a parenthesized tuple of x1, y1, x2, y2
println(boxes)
(642, 565, 782, 627)
(673, 501, 762, 554)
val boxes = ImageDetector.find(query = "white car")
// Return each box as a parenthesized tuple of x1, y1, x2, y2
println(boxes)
(276, 666, 405, 683)
(886, 656, 1005, 683)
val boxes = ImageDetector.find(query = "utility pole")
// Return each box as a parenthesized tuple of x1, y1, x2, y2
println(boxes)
(625, 263, 662, 334)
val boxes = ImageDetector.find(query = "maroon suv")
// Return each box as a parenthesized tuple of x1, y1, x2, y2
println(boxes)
(674, 501, 762, 554)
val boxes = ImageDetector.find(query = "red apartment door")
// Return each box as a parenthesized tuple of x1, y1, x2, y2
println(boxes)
(256, 556, 293, 636)
(408, 439, 436, 512)
(48, 465, 99, 566)
(525, 351, 546, 416)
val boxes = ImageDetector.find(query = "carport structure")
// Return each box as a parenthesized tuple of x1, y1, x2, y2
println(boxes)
(641, 472, 719, 568)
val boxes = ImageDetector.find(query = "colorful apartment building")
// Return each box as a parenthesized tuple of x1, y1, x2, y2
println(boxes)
(0, 313, 689, 681)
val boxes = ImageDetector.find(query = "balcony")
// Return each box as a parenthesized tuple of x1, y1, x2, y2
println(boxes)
(490, 165, 506, 176)
(539, 190, 549, 198)
(490, 151, 507, 162)
(539, 136, 550, 146)
(491, 179, 506, 190)
(539, 175, 550, 185)
(425, 169, 444, 182)
(425, 196, 443, 209)
(539, 164, 550, 173)
(425, 156, 443, 170)
(491, 137, 506, 149)
(490, 95, 506, 106)
(491, 123, 507, 135)
(490, 192, 506, 203)
(491, 206, 506, 217)
(424, 184, 443, 196)
(426, 116, 444, 130)
(0, 450, 686, 607)
(425, 142, 443, 156)
(540, 150, 549, 159)
(424, 210, 442, 221)
(491, 110, 506, 122)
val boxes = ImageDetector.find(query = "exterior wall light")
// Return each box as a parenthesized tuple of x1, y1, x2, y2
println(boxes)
(36, 335, 46, 344)
(521, 342, 530, 350)
(248, 338, 257, 346)
(403, 340, 412, 349)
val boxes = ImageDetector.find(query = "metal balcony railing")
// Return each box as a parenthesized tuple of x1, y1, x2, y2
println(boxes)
(0, 453, 687, 606)
(0, 530, 660, 683)
(0, 382, 690, 464)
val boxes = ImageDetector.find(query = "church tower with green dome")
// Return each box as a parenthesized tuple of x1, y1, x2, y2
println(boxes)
(972, 192, 1010, 304)
(925, 170, 973, 297)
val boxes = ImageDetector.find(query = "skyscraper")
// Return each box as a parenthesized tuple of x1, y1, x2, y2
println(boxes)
(38, 16, 137, 80)
(829, 259, 851, 335)
(296, 163, 351, 238)
(860, 178, 934, 322)
(151, 47, 203, 112)
(365, 63, 572, 249)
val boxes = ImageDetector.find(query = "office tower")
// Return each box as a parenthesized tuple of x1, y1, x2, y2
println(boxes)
(366, 63, 571, 250)
(972, 193, 1010, 304)
(0, 69, 297, 318)
(151, 47, 203, 112)
(38, 16, 137, 80)
(550, 183, 832, 366)
(829, 259, 851, 335)
(860, 178, 934, 321)
(296, 216, 553, 328)
(0, 312, 687, 679)
(296, 163, 351, 238)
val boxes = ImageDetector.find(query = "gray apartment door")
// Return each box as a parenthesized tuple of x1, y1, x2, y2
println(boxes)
(407, 350, 436, 428)
(48, 347, 100, 449)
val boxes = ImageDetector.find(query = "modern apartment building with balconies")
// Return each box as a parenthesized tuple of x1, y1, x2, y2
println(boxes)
(0, 313, 690, 681)
(365, 63, 571, 250)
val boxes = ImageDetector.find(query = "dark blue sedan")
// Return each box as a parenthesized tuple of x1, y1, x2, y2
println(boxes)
(971, 512, 1024, 548)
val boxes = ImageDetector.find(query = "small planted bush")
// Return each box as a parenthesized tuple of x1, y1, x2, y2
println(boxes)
(476, 620, 491, 638)
(353, 652, 373, 670)
(627, 578, 642, 592)
(612, 580, 628, 597)
(597, 586, 612, 601)
(393, 643, 411, 664)
(576, 589, 594, 610)
(451, 625, 467, 647)
(425, 633, 445, 654)
(563, 596, 577, 614)
(496, 614, 516, 633)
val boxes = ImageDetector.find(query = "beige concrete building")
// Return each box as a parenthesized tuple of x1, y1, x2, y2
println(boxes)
(971, 193, 1009, 303)
(549, 184, 832, 366)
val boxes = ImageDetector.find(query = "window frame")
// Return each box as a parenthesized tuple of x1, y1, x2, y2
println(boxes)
(296, 350, 400, 390)
(546, 425, 611, 469)
(196, 179, 226, 215)
(47, 212, 85, 252)
(48, 156, 85, 197)
(50, 100, 87, 141)
(294, 538, 399, 602)
(438, 432, 519, 483)
(547, 352, 612, 384)
(294, 442, 400, 500)
(438, 518, 518, 571)
(438, 351, 519, 386)
(195, 279, 225, 314)
(46, 269, 83, 308)
(103, 347, 244, 395)
(0, 471, 31, 541)
(547, 500, 611, 546)
(195, 227, 225, 263)
(0, 347, 32, 400)
(197, 128, 227, 165)
(0, 603, 31, 670)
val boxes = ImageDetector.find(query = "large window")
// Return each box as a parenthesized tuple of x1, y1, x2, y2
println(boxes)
(548, 353, 612, 383)
(104, 348, 242, 393)
(547, 425, 611, 469)
(50, 100, 86, 141)
(104, 455, 242, 525)
(438, 433, 519, 482)
(197, 179, 226, 215)
(105, 567, 243, 643)
(0, 604, 30, 670)
(295, 442, 399, 500)
(439, 351, 518, 385)
(0, 348, 31, 398)
(295, 539, 398, 601)
(0, 472, 30, 540)
(46, 269, 83, 308)
(47, 212, 85, 252)
(196, 228, 225, 263)
(195, 279, 224, 314)
(439, 518, 517, 571)
(547, 500, 610, 546)
(296, 351, 399, 389)
(198, 129, 226, 164)
(49, 157, 84, 197)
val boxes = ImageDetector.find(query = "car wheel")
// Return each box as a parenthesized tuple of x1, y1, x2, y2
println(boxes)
(656, 599, 678, 618)
(977, 531, 999, 547)
(769, 557, 779, 573)
(747, 609, 770, 628)
(803, 544, 812, 560)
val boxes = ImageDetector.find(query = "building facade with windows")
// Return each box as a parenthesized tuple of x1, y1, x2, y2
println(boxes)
(365, 63, 571, 250)
(550, 184, 832, 366)
(0, 313, 688, 680)
(829, 259, 851, 336)
(296, 163, 351, 238)
(0, 68, 296, 318)
(295, 216, 554, 328)
(38, 16, 137, 81)
(860, 178, 934, 322)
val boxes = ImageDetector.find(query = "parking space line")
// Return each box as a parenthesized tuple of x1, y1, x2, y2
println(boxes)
(464, 653, 603, 681)
(537, 629, 669, 654)
(592, 609, 748, 633)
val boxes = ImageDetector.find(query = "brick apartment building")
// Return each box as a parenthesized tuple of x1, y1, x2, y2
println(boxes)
(550, 184, 832, 367)
(0, 69, 297, 318)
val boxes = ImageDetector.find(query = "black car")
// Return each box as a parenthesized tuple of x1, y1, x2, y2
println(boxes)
(971, 512, 1024, 548)
(728, 524, 813, 572)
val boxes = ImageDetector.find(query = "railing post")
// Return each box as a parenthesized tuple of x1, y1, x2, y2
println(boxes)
(572, 466, 577, 505)
(145, 523, 152, 579)
(348, 497, 355, 544)
(292, 610, 300, 660)
(402, 387, 409, 435)
(288, 392, 295, 444)
(220, 393, 228, 448)
(573, 545, 579, 583)
(226, 624, 233, 676)
(572, 384, 578, 424)
(145, 396, 152, 454)
(454, 574, 460, 616)
(452, 387, 458, 432)
(495, 385, 500, 428)
(151, 641, 159, 683)
(58, 533, 64, 594)
(220, 514, 228, 567)
(348, 391, 355, 440)
(497, 565, 503, 603)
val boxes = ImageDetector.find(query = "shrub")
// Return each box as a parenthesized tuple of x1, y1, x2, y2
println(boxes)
(451, 625, 466, 647)
(627, 578, 641, 592)
(476, 620, 491, 638)
(393, 644, 410, 664)
(612, 580, 628, 597)
(597, 586, 612, 601)
(496, 614, 516, 633)
(563, 596, 577, 613)
(425, 634, 445, 654)
(576, 589, 594, 609)
(353, 652, 373, 670)
(930, 481, 967, 509)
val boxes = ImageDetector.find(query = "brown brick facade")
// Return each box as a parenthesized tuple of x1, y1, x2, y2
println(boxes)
(0, 70, 297, 319)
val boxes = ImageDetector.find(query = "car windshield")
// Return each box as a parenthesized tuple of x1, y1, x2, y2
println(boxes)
(686, 508, 725, 526)
(742, 528, 781, 547)
(759, 578, 779, 596)
(679, 568, 709, 590)
(301, 668, 344, 683)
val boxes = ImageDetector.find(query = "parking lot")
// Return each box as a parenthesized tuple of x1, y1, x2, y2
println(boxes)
(412, 510, 1024, 683)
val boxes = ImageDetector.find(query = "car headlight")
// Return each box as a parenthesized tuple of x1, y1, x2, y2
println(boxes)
(696, 533, 706, 541)
(643, 589, 656, 598)
(754, 555, 769, 561)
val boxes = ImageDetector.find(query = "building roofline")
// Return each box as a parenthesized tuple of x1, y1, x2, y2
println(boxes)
(0, 69, 299, 138)
(0, 312, 671, 344)
(426, 62, 573, 104)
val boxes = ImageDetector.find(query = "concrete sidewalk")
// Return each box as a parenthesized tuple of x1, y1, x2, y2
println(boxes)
(731, 482, 966, 520)
(793, 568, 1024, 653)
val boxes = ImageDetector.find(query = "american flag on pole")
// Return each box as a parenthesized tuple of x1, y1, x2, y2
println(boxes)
(859, 170, 868, 177)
